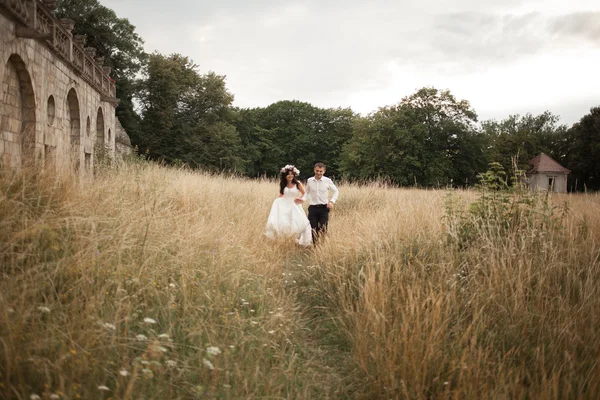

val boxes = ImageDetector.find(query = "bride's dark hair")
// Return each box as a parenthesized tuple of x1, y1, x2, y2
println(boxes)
(279, 169, 298, 195)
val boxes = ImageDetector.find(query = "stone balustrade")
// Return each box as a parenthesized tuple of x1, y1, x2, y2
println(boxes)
(0, 0, 117, 99)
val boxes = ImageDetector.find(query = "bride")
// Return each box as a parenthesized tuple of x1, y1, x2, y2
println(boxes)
(265, 165, 312, 246)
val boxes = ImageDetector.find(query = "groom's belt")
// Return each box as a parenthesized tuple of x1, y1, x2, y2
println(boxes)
(310, 204, 328, 207)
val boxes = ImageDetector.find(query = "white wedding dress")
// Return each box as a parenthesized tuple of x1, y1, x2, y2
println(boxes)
(265, 186, 312, 246)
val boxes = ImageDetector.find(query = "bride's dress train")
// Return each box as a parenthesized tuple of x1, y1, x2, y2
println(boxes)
(265, 186, 312, 246)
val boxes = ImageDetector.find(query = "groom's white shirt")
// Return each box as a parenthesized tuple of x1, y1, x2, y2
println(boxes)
(303, 176, 339, 205)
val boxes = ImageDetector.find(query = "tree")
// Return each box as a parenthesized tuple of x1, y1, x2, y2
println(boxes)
(482, 111, 568, 175)
(232, 101, 354, 178)
(340, 87, 483, 186)
(564, 106, 600, 191)
(56, 0, 147, 143)
(138, 53, 243, 171)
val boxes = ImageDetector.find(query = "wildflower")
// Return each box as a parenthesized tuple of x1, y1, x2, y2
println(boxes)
(229, 345, 235, 349)
(103, 323, 116, 330)
(165, 360, 177, 368)
(30, 395, 41, 400)
(169, 283, 176, 288)
(202, 358, 214, 370)
(119, 370, 128, 376)
(142, 368, 154, 378)
(136, 334, 148, 341)
(144, 317, 157, 324)
(158, 333, 169, 339)
(268, 330, 275, 334)
(97, 385, 110, 391)
(206, 346, 221, 356)
(37, 306, 50, 313)
(251, 321, 258, 325)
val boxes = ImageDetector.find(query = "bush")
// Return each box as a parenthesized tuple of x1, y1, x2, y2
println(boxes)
(444, 161, 564, 250)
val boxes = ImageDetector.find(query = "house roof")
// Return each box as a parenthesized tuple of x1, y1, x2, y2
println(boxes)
(528, 152, 570, 174)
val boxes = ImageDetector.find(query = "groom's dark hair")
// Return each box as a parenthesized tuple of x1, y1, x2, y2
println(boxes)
(314, 162, 326, 169)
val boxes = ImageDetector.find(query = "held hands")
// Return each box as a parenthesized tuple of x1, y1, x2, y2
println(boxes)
(294, 198, 304, 204)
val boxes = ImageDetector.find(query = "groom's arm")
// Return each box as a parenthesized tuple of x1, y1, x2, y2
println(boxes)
(330, 180, 339, 203)
(328, 179, 339, 208)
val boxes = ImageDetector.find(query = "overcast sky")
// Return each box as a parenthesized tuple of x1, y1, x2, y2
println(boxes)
(102, 0, 599, 125)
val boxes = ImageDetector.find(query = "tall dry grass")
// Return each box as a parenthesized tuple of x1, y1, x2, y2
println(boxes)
(1, 161, 599, 399)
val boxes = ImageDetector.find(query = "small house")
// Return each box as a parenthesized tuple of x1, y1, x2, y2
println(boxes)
(526, 153, 570, 193)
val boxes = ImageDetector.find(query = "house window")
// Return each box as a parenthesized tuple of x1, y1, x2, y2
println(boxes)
(548, 177, 555, 191)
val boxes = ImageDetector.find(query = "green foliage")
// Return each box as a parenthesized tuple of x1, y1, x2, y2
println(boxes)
(339, 87, 485, 186)
(482, 111, 568, 174)
(444, 162, 564, 249)
(138, 53, 243, 171)
(120, 146, 150, 166)
(93, 142, 113, 172)
(232, 101, 354, 177)
(564, 106, 600, 191)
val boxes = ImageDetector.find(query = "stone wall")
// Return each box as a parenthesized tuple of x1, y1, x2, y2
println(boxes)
(0, 0, 118, 175)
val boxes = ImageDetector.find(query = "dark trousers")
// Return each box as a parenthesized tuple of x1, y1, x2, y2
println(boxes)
(308, 205, 329, 243)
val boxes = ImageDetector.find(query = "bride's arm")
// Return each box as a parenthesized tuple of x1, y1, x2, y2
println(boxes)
(297, 181, 306, 196)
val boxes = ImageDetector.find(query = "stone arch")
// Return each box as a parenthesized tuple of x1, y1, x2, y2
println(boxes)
(1, 54, 37, 169)
(65, 88, 81, 168)
(96, 107, 105, 145)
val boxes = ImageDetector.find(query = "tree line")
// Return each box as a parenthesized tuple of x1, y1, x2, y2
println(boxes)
(57, 0, 600, 191)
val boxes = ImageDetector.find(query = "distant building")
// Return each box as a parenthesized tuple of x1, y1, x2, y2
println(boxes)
(526, 153, 570, 193)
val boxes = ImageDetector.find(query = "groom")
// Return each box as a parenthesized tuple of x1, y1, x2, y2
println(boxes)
(296, 162, 339, 243)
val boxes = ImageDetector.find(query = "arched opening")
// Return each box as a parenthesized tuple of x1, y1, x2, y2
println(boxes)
(86, 116, 91, 137)
(65, 88, 81, 169)
(47, 95, 55, 126)
(96, 107, 105, 146)
(1, 54, 37, 169)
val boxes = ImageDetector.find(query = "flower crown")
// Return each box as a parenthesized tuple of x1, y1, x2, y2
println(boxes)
(280, 164, 300, 175)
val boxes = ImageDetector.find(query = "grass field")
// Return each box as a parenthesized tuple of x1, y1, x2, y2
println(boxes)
(1, 161, 599, 399)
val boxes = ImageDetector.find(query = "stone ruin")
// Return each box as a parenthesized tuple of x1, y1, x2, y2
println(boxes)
(0, 0, 132, 175)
